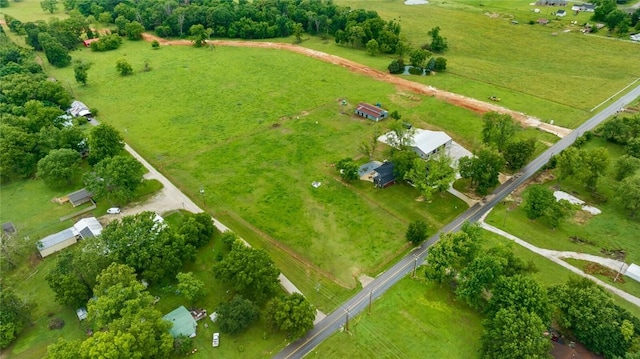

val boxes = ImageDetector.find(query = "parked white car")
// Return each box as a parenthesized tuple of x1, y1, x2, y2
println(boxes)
(107, 207, 121, 214)
(212, 333, 219, 347)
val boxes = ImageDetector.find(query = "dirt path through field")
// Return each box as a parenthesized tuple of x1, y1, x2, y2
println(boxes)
(142, 33, 572, 138)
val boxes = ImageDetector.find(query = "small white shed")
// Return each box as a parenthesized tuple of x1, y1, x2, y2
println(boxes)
(625, 263, 640, 283)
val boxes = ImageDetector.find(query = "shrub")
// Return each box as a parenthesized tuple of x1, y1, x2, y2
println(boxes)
(115, 59, 133, 76)
(151, 40, 160, 49)
(155, 25, 171, 38)
(408, 66, 423, 75)
(48, 318, 65, 330)
(90, 34, 122, 52)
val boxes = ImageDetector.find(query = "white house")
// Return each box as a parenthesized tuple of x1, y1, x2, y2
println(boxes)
(378, 129, 453, 160)
(556, 9, 566, 17)
(68, 101, 92, 118)
(631, 33, 640, 42)
(571, 3, 595, 12)
(626, 263, 640, 283)
(37, 217, 103, 258)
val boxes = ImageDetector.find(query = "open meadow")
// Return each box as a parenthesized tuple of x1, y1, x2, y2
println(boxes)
(43, 40, 480, 291)
(330, 0, 640, 127)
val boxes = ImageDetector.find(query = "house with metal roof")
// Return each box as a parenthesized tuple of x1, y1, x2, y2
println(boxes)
(67, 188, 93, 207)
(38, 228, 79, 258)
(163, 306, 197, 338)
(373, 162, 396, 188)
(37, 217, 103, 258)
(354, 103, 389, 122)
(571, 3, 595, 12)
(68, 101, 92, 118)
(378, 129, 452, 160)
(409, 129, 452, 160)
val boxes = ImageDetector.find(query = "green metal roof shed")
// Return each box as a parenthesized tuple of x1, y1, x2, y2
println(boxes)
(163, 306, 197, 338)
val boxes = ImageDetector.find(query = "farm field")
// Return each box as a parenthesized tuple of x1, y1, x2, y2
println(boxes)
(44, 40, 478, 290)
(333, 0, 640, 127)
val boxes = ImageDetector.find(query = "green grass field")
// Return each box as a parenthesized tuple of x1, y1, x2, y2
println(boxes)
(41, 40, 475, 289)
(312, 277, 484, 359)
(330, 0, 640, 127)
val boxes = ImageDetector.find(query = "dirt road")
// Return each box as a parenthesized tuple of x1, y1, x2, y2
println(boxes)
(142, 33, 572, 138)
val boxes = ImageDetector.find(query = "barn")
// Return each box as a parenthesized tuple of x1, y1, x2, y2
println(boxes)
(37, 228, 79, 258)
(354, 103, 389, 122)
(67, 188, 93, 207)
(164, 306, 198, 338)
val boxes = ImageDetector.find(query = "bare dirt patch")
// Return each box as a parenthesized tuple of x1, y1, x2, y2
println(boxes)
(140, 33, 571, 138)
(584, 262, 625, 283)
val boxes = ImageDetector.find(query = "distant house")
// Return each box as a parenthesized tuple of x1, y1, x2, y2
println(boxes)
(68, 101, 92, 118)
(631, 33, 640, 42)
(67, 188, 93, 207)
(373, 162, 396, 188)
(571, 3, 595, 12)
(556, 9, 566, 16)
(536, 0, 567, 5)
(164, 306, 197, 338)
(38, 228, 79, 258)
(82, 38, 99, 47)
(37, 217, 103, 258)
(537, 18, 550, 25)
(354, 103, 389, 122)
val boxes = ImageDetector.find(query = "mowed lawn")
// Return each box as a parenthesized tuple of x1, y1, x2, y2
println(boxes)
(46, 41, 472, 287)
(332, 0, 640, 127)
(312, 277, 484, 359)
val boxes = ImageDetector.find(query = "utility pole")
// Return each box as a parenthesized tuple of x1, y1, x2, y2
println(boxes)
(412, 254, 418, 278)
(613, 261, 626, 283)
(368, 289, 372, 315)
(345, 309, 349, 332)
(199, 186, 205, 208)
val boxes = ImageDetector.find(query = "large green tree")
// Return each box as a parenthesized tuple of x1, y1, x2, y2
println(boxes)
(176, 212, 216, 248)
(481, 112, 519, 153)
(73, 59, 91, 85)
(424, 223, 482, 284)
(549, 277, 635, 358)
(0, 124, 38, 180)
(98, 212, 190, 283)
(616, 175, 640, 218)
(459, 149, 505, 195)
(265, 293, 316, 340)
(480, 307, 551, 359)
(0, 287, 35, 349)
(88, 263, 153, 327)
(579, 147, 609, 191)
(524, 185, 555, 220)
(37, 148, 81, 187)
(87, 124, 124, 165)
(503, 139, 536, 171)
(216, 295, 260, 335)
(176, 272, 206, 305)
(38, 32, 70, 67)
(213, 240, 280, 303)
(487, 275, 550, 323)
(615, 155, 640, 181)
(426, 26, 448, 52)
(83, 155, 144, 205)
(405, 220, 428, 245)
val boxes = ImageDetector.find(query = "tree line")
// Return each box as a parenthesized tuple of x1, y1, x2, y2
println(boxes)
(425, 223, 640, 358)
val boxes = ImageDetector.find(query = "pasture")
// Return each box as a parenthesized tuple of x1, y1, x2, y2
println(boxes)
(45, 40, 477, 290)
(333, 0, 640, 127)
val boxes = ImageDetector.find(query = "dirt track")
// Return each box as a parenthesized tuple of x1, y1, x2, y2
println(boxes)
(142, 33, 572, 138)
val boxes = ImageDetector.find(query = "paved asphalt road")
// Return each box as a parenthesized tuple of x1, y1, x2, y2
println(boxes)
(273, 84, 640, 359)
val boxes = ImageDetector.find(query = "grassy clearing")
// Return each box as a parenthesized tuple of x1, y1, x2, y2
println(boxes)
(329, 0, 640, 126)
(482, 230, 640, 319)
(0, 0, 67, 23)
(312, 277, 484, 359)
(43, 41, 472, 289)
